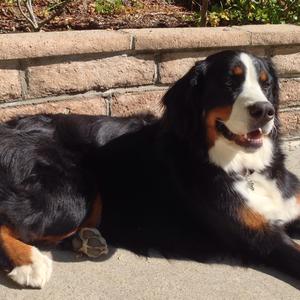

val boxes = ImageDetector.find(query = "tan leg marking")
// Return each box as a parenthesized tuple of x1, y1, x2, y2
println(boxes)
(38, 229, 78, 245)
(239, 207, 267, 231)
(81, 193, 103, 228)
(72, 194, 107, 258)
(0, 226, 32, 266)
(34, 194, 103, 245)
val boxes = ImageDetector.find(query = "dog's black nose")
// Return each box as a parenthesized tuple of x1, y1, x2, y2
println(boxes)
(248, 102, 275, 123)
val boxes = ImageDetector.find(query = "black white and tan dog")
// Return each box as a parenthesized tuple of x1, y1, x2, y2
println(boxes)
(0, 50, 300, 288)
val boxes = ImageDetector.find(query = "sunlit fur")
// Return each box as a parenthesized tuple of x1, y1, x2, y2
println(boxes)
(91, 51, 300, 280)
(0, 113, 154, 287)
(1, 50, 300, 285)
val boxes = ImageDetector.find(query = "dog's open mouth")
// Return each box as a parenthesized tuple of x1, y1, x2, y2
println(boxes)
(216, 121, 263, 149)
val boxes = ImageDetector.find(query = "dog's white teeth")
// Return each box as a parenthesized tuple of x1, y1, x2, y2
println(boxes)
(245, 136, 262, 143)
(258, 128, 263, 134)
(248, 138, 262, 143)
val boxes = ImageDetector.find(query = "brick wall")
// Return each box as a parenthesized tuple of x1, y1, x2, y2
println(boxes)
(0, 25, 299, 139)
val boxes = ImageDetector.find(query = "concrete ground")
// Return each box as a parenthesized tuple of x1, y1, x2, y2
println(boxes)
(0, 141, 300, 300)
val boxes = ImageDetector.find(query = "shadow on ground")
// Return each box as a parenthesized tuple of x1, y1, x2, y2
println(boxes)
(1, 244, 300, 292)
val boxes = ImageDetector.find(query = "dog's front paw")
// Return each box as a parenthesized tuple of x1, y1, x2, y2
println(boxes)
(8, 247, 52, 288)
(72, 227, 108, 258)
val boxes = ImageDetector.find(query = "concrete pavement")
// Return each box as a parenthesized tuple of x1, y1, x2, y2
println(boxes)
(0, 140, 300, 300)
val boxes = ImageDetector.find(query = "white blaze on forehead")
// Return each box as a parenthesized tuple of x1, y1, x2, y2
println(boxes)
(224, 53, 270, 134)
(239, 53, 268, 106)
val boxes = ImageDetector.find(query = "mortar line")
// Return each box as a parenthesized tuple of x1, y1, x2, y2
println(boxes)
(154, 53, 161, 85)
(279, 106, 300, 113)
(0, 91, 104, 108)
(18, 60, 28, 100)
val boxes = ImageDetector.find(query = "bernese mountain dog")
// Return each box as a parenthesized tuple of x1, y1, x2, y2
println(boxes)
(0, 50, 300, 289)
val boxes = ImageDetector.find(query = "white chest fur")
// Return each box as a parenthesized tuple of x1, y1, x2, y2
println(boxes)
(208, 136, 274, 174)
(209, 136, 300, 224)
(234, 172, 300, 225)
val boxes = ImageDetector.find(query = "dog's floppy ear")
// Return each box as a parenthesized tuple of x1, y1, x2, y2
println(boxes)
(162, 60, 208, 139)
(263, 57, 280, 138)
(264, 58, 279, 109)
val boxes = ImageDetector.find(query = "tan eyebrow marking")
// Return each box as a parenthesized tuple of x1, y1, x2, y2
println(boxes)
(259, 71, 268, 82)
(232, 66, 244, 76)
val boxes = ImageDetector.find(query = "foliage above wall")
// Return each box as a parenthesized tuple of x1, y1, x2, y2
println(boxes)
(0, 0, 299, 33)
(205, 0, 299, 26)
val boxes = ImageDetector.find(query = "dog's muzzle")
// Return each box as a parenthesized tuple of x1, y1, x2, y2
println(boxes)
(247, 102, 275, 128)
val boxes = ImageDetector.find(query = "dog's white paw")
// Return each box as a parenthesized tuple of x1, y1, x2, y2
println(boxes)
(8, 247, 52, 288)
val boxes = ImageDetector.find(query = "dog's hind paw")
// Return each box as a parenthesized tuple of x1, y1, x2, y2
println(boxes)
(8, 247, 52, 288)
(72, 227, 108, 258)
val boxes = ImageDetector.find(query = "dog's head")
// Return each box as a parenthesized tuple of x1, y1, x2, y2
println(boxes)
(162, 50, 279, 155)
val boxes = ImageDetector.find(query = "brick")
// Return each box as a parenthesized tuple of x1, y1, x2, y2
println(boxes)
(279, 79, 300, 106)
(125, 27, 251, 51)
(279, 110, 300, 138)
(27, 55, 155, 98)
(272, 53, 300, 76)
(236, 24, 300, 46)
(0, 62, 22, 101)
(160, 48, 265, 85)
(159, 51, 215, 84)
(240, 47, 266, 56)
(272, 46, 300, 56)
(111, 90, 166, 117)
(0, 97, 106, 122)
(0, 30, 131, 60)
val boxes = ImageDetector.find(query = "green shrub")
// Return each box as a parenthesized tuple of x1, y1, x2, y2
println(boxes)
(95, 0, 124, 14)
(206, 0, 299, 26)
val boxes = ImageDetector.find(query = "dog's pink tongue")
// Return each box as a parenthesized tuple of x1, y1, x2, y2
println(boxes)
(247, 129, 262, 139)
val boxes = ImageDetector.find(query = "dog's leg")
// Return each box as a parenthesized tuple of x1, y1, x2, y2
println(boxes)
(264, 233, 300, 278)
(237, 206, 300, 278)
(286, 219, 300, 237)
(285, 193, 300, 237)
(0, 226, 52, 288)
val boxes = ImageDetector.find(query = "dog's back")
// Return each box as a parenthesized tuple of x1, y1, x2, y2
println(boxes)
(0, 112, 155, 288)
